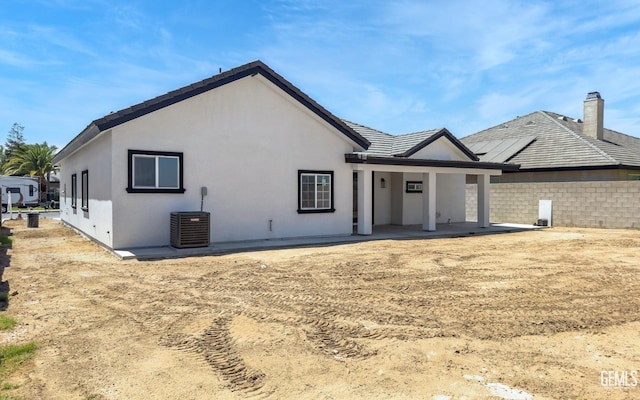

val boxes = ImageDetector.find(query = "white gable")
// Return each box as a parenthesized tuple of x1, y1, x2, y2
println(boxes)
(409, 136, 473, 161)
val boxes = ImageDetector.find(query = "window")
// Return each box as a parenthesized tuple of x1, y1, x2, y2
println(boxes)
(406, 181, 423, 193)
(71, 174, 77, 208)
(127, 150, 185, 193)
(6, 187, 20, 194)
(298, 170, 334, 213)
(81, 170, 89, 211)
(628, 174, 640, 181)
(29, 185, 35, 196)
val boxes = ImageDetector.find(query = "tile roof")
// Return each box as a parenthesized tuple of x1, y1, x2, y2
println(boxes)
(53, 61, 370, 164)
(343, 120, 478, 160)
(465, 136, 536, 163)
(461, 111, 640, 170)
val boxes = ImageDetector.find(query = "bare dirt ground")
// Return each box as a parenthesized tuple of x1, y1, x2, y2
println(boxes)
(1, 219, 639, 399)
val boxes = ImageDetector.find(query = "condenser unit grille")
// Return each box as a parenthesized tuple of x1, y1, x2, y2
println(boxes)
(170, 212, 210, 248)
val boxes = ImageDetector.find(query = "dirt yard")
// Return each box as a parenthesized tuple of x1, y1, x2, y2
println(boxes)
(1, 219, 639, 399)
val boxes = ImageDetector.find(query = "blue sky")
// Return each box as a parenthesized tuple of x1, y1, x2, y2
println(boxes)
(2, 0, 640, 149)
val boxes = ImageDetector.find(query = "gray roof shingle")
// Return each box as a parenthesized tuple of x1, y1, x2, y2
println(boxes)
(53, 61, 370, 164)
(343, 120, 478, 160)
(461, 111, 640, 169)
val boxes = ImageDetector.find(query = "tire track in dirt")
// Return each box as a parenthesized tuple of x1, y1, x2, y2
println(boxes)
(197, 318, 269, 397)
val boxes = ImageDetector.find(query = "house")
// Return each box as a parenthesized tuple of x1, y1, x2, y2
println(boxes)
(52, 61, 515, 250)
(462, 92, 640, 228)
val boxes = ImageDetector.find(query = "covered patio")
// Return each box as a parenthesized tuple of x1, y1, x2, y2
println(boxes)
(347, 154, 517, 236)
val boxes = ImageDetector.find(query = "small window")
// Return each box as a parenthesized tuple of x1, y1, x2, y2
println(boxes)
(628, 174, 640, 181)
(6, 187, 20, 194)
(298, 170, 334, 213)
(29, 185, 35, 196)
(406, 181, 423, 193)
(490, 176, 501, 183)
(71, 174, 77, 209)
(127, 150, 185, 193)
(81, 170, 89, 211)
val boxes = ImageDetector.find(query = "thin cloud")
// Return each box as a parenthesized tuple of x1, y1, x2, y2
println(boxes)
(3, 0, 640, 144)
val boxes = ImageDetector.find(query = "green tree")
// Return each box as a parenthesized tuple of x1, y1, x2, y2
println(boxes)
(2, 142, 59, 202)
(0, 144, 6, 170)
(4, 123, 26, 167)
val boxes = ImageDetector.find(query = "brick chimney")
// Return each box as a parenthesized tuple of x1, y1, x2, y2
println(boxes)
(583, 91, 604, 140)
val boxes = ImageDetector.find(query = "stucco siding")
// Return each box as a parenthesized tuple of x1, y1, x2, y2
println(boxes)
(409, 137, 470, 161)
(385, 172, 466, 225)
(59, 131, 114, 247)
(402, 173, 424, 225)
(109, 74, 354, 248)
(373, 172, 391, 225)
(436, 173, 466, 223)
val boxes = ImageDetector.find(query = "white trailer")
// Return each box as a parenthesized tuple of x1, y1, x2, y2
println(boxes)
(0, 176, 40, 212)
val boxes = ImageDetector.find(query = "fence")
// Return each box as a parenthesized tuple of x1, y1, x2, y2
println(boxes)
(466, 181, 640, 229)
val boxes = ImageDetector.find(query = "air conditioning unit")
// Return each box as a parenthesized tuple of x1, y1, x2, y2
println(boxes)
(170, 212, 210, 248)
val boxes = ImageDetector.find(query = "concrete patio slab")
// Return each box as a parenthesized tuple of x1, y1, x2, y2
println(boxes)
(113, 222, 543, 261)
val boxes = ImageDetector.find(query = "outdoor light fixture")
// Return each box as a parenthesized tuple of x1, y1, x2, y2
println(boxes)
(380, 177, 386, 188)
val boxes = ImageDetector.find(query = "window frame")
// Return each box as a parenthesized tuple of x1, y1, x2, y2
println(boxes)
(81, 170, 89, 211)
(127, 150, 185, 194)
(405, 181, 423, 193)
(71, 174, 77, 209)
(297, 170, 335, 214)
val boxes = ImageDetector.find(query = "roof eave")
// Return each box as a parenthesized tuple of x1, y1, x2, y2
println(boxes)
(346, 153, 519, 171)
(52, 122, 101, 164)
(54, 60, 371, 164)
(509, 164, 640, 172)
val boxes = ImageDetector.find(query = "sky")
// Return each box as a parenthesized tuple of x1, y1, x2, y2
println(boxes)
(2, 0, 640, 149)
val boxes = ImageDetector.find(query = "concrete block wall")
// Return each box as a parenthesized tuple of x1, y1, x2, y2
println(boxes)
(466, 181, 640, 228)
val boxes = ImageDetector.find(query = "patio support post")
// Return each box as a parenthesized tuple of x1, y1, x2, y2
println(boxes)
(477, 174, 490, 228)
(357, 169, 372, 235)
(422, 172, 436, 231)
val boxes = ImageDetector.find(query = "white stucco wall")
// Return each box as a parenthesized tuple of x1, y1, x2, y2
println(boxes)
(382, 171, 466, 226)
(390, 172, 403, 225)
(435, 173, 466, 223)
(402, 172, 424, 225)
(410, 137, 470, 161)
(107, 74, 356, 248)
(373, 171, 391, 225)
(59, 131, 114, 248)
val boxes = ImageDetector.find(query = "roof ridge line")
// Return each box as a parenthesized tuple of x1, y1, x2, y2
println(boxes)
(539, 111, 619, 164)
(342, 120, 394, 137)
(399, 127, 443, 137)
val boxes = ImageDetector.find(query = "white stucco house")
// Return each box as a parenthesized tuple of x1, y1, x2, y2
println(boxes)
(52, 60, 517, 250)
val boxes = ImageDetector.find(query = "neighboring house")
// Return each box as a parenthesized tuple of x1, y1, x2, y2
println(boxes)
(52, 60, 515, 250)
(47, 172, 60, 201)
(462, 92, 640, 228)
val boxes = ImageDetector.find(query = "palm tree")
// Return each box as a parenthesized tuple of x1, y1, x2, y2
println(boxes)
(3, 142, 59, 202)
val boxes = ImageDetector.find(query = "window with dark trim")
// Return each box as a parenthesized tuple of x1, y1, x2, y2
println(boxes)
(71, 174, 77, 209)
(297, 170, 335, 213)
(127, 150, 185, 193)
(29, 185, 35, 196)
(81, 170, 89, 211)
(6, 187, 19, 194)
(405, 181, 423, 193)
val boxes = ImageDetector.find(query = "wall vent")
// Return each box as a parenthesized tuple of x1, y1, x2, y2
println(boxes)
(170, 212, 210, 248)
